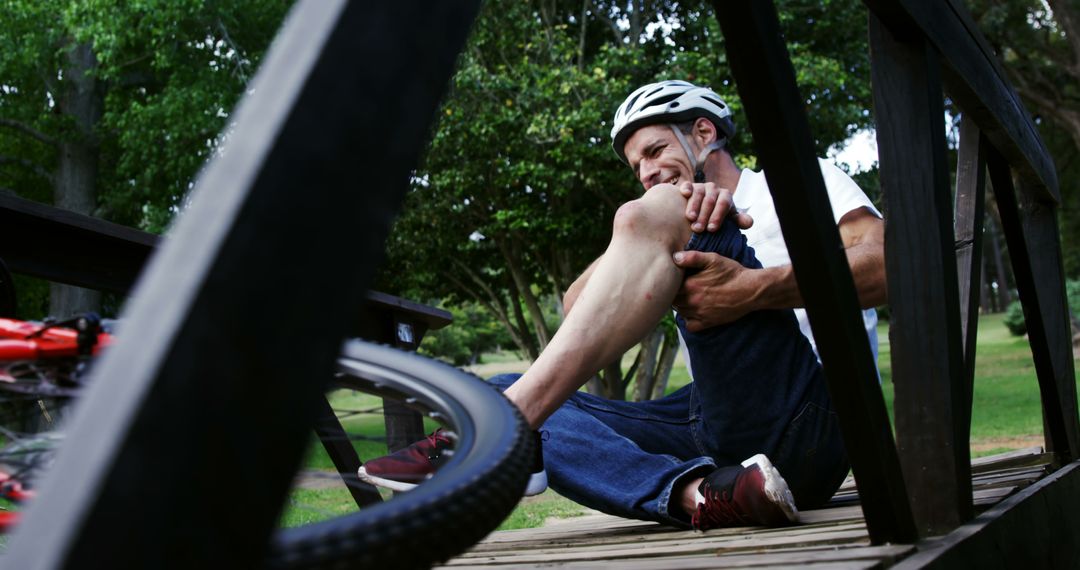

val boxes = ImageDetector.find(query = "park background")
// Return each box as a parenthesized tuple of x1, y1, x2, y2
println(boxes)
(2, 0, 1079, 529)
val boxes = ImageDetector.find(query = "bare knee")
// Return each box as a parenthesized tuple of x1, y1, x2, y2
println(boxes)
(612, 185, 690, 247)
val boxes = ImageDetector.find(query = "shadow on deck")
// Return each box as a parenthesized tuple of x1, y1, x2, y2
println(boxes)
(442, 447, 1058, 568)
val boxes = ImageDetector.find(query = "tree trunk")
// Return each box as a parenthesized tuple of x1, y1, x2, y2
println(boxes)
(650, 329, 679, 400)
(505, 274, 540, 361)
(980, 252, 995, 313)
(602, 361, 624, 400)
(499, 239, 552, 350)
(987, 214, 1011, 309)
(50, 41, 103, 318)
(632, 326, 663, 402)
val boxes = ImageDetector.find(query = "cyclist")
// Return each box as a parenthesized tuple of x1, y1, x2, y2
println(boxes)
(361, 80, 885, 530)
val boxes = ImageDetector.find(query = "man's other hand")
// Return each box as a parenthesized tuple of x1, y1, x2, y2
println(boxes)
(672, 251, 759, 331)
(678, 182, 753, 234)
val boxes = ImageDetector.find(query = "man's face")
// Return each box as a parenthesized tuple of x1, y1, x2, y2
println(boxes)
(623, 124, 692, 192)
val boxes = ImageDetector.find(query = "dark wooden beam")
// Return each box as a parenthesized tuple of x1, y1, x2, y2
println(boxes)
(869, 13, 971, 535)
(312, 396, 384, 507)
(892, 460, 1080, 568)
(2, 1, 480, 567)
(987, 149, 1080, 464)
(953, 117, 987, 429)
(861, 0, 1059, 204)
(954, 118, 989, 429)
(0, 193, 158, 294)
(709, 1, 917, 545)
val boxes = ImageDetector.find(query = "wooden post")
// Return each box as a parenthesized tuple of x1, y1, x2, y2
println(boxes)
(953, 117, 987, 430)
(987, 149, 1080, 464)
(869, 13, 971, 534)
(710, 1, 917, 545)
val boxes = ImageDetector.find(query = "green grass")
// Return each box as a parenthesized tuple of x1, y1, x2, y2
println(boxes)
(878, 312, 1074, 444)
(496, 490, 589, 531)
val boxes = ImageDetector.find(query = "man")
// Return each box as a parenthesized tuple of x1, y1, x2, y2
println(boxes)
(361, 80, 885, 530)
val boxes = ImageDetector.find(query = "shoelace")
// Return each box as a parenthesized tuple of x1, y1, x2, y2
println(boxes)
(692, 486, 744, 529)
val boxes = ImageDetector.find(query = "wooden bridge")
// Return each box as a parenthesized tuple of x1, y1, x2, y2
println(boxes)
(0, 0, 1076, 567)
(444, 448, 1070, 568)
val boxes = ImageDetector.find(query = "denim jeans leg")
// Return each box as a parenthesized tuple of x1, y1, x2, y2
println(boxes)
(489, 374, 714, 526)
(678, 219, 844, 507)
(769, 374, 850, 509)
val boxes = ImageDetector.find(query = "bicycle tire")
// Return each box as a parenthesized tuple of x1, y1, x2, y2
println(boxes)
(266, 340, 532, 569)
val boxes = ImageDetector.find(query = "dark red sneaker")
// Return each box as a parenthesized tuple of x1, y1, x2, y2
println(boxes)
(358, 429, 453, 492)
(358, 429, 549, 496)
(691, 453, 798, 530)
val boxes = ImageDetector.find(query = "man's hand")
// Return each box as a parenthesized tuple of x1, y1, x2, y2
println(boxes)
(672, 250, 764, 331)
(677, 182, 753, 233)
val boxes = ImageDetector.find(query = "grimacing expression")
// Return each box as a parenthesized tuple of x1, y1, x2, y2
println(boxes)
(623, 124, 694, 191)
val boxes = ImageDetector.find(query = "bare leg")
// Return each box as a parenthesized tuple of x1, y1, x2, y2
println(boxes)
(504, 185, 692, 429)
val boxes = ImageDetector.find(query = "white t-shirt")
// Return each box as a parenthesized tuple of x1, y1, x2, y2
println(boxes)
(732, 159, 882, 363)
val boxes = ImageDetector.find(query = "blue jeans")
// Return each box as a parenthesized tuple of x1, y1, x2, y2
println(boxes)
(489, 219, 849, 527)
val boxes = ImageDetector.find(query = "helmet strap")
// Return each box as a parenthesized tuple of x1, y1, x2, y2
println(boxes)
(669, 125, 725, 183)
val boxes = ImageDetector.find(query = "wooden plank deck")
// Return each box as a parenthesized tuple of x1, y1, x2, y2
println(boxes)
(442, 447, 1051, 569)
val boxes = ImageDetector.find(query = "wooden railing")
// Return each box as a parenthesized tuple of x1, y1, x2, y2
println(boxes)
(711, 0, 1079, 545)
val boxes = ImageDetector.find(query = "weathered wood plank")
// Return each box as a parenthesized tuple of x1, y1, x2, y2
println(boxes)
(445, 528, 872, 566)
(465, 522, 869, 555)
(709, 0, 916, 545)
(986, 149, 1080, 463)
(861, 0, 1059, 203)
(868, 12, 971, 535)
(894, 460, 1080, 568)
(970, 447, 1047, 473)
(953, 117, 987, 430)
(446, 544, 913, 569)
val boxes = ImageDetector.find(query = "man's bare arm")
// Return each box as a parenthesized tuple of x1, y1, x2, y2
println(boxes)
(563, 257, 602, 316)
(672, 207, 886, 332)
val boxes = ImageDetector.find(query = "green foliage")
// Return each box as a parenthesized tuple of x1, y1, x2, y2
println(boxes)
(967, 1, 1080, 278)
(0, 0, 292, 230)
(1003, 300, 1027, 336)
(420, 304, 513, 366)
(1067, 279, 1080, 317)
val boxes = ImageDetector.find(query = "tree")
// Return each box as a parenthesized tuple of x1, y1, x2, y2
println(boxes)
(0, 1, 292, 318)
(378, 0, 879, 400)
(968, 0, 1080, 277)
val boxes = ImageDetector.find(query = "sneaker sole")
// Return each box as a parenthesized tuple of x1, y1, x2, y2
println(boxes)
(360, 466, 549, 498)
(524, 470, 547, 497)
(741, 453, 799, 523)
(357, 467, 421, 493)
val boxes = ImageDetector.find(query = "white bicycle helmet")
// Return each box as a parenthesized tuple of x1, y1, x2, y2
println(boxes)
(610, 80, 736, 181)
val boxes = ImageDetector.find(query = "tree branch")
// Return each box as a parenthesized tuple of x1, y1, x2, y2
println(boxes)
(216, 17, 250, 82)
(1046, 0, 1080, 74)
(0, 118, 58, 147)
(591, 0, 625, 44)
(0, 154, 54, 182)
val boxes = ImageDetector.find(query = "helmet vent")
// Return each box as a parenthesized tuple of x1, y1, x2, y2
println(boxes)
(702, 95, 727, 109)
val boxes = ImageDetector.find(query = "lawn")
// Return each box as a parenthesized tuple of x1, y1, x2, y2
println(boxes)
(281, 311, 1074, 531)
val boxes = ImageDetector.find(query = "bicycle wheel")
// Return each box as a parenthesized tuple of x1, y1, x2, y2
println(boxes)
(267, 340, 532, 569)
